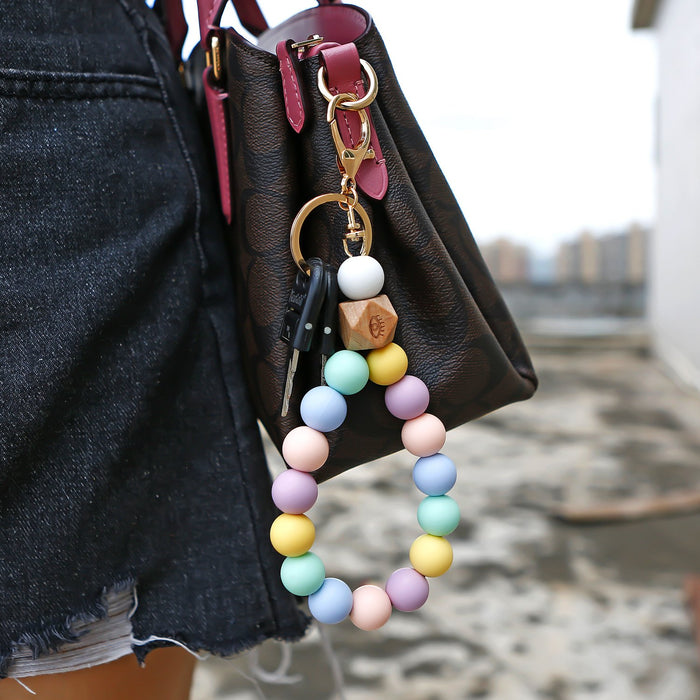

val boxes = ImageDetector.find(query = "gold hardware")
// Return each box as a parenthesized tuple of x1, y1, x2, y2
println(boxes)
(317, 59, 378, 111)
(290, 193, 373, 273)
(286, 57, 379, 274)
(206, 35, 223, 82)
(291, 35, 324, 52)
(326, 93, 375, 180)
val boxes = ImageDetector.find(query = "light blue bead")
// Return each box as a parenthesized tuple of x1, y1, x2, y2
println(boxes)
(300, 386, 348, 432)
(413, 454, 457, 496)
(280, 552, 325, 597)
(323, 350, 369, 395)
(308, 577, 353, 624)
(417, 495, 461, 536)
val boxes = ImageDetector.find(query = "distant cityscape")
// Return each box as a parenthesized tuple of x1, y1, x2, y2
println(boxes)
(479, 224, 649, 320)
(480, 223, 648, 287)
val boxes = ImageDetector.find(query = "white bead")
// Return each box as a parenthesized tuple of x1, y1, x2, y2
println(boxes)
(337, 256, 385, 300)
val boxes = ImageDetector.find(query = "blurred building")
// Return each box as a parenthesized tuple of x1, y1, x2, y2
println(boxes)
(555, 226, 647, 285)
(480, 237, 530, 283)
(634, 0, 700, 390)
(556, 231, 599, 284)
(599, 224, 648, 284)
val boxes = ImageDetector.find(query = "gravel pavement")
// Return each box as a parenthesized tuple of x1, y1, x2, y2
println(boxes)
(192, 343, 700, 700)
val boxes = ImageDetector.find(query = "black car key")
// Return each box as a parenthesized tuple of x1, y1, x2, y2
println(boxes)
(280, 269, 310, 346)
(281, 257, 327, 416)
(319, 264, 339, 384)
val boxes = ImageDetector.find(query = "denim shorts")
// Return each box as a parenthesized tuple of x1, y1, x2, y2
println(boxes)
(0, 0, 307, 677)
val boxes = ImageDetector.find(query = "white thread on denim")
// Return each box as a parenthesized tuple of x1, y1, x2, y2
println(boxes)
(128, 584, 209, 661)
(130, 635, 209, 661)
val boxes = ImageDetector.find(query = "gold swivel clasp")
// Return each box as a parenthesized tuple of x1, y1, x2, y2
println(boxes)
(326, 94, 375, 181)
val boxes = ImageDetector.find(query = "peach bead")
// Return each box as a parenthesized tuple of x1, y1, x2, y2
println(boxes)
(350, 585, 393, 631)
(401, 413, 446, 457)
(281, 426, 329, 472)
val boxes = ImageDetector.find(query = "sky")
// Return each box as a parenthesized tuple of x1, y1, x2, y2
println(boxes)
(183, 0, 658, 255)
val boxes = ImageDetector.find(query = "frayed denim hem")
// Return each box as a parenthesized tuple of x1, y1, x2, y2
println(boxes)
(1, 580, 310, 680)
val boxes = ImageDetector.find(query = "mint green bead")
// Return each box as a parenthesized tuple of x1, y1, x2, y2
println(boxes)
(280, 552, 325, 596)
(323, 350, 370, 395)
(417, 496, 460, 536)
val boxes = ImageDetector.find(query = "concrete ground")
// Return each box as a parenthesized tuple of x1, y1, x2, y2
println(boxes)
(191, 341, 700, 700)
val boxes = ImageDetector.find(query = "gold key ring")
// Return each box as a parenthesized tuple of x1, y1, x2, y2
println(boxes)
(317, 59, 378, 111)
(290, 193, 373, 273)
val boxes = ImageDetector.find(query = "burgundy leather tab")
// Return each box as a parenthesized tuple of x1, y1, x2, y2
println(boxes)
(306, 41, 340, 58)
(276, 40, 307, 134)
(203, 67, 233, 224)
(321, 44, 388, 200)
(197, 0, 222, 44)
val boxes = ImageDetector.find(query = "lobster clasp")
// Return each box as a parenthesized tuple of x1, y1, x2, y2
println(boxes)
(326, 93, 375, 181)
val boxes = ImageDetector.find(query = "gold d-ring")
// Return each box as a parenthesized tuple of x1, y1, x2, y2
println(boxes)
(317, 59, 378, 111)
(290, 193, 373, 273)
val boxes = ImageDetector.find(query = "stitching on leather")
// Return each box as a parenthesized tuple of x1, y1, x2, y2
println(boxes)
(330, 85, 357, 149)
(355, 77, 381, 167)
(341, 109, 356, 148)
(282, 54, 303, 131)
(211, 87, 231, 218)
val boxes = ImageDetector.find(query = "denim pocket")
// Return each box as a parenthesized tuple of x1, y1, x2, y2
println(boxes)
(0, 67, 161, 101)
(0, 62, 200, 468)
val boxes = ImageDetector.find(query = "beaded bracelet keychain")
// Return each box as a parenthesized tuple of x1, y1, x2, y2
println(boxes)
(269, 55, 460, 631)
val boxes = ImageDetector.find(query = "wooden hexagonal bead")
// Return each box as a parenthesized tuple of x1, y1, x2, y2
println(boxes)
(338, 294, 398, 351)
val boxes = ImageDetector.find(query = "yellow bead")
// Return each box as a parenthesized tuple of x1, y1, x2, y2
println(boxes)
(366, 343, 408, 386)
(270, 514, 315, 557)
(409, 534, 453, 577)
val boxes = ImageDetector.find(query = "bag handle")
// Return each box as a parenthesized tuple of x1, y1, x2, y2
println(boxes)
(158, 0, 344, 57)
(196, 0, 343, 44)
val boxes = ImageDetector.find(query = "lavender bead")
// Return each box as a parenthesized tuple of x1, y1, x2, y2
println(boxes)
(271, 469, 318, 514)
(384, 375, 430, 420)
(385, 567, 430, 612)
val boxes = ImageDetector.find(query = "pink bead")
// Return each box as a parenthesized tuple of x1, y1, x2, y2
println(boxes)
(271, 469, 318, 514)
(384, 375, 430, 420)
(385, 567, 430, 612)
(350, 585, 393, 631)
(281, 426, 329, 472)
(401, 413, 446, 457)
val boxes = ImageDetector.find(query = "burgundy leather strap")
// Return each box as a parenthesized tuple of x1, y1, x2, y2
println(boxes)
(321, 44, 388, 200)
(203, 67, 233, 223)
(229, 0, 268, 37)
(276, 40, 308, 134)
(159, 0, 188, 59)
(195, 0, 341, 45)
(277, 39, 340, 134)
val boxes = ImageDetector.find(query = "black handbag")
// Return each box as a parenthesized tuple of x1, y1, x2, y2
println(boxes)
(167, 0, 538, 481)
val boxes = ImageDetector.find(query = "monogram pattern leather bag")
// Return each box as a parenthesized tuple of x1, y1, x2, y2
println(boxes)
(163, 0, 537, 481)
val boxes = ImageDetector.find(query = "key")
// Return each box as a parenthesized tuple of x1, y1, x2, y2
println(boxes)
(281, 258, 327, 417)
(280, 269, 310, 346)
(319, 264, 339, 384)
